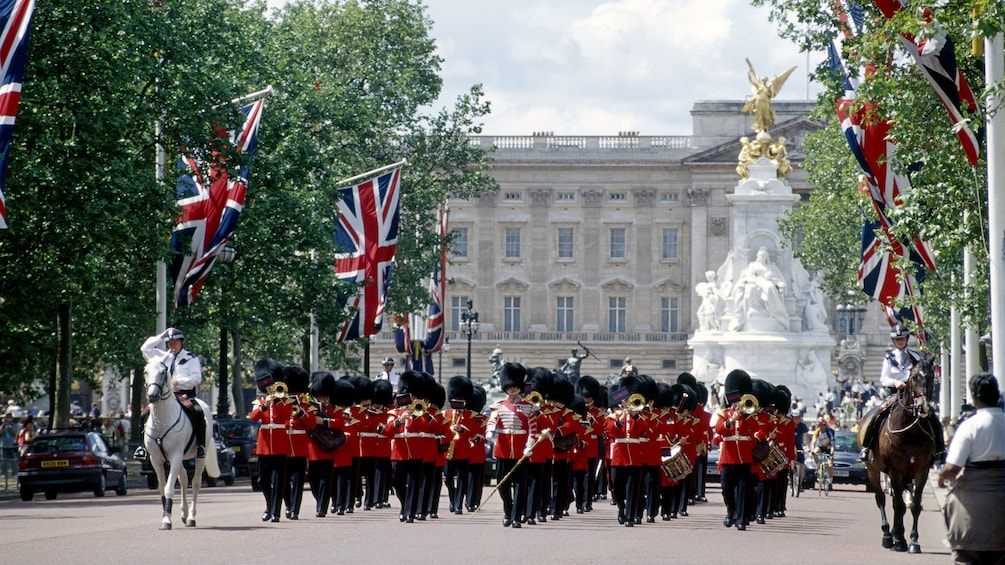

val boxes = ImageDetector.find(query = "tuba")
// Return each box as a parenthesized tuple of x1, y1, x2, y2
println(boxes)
(737, 393, 760, 415)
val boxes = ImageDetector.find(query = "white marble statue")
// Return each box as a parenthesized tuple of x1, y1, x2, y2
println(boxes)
(728, 247, 788, 331)
(695, 270, 725, 331)
(803, 274, 829, 332)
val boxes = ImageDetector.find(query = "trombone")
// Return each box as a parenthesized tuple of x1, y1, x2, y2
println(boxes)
(737, 393, 760, 416)
(525, 390, 544, 407)
(623, 393, 647, 414)
(408, 398, 428, 418)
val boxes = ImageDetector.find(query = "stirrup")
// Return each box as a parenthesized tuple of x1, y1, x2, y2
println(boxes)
(196, 445, 206, 458)
(858, 448, 869, 462)
(134, 446, 148, 460)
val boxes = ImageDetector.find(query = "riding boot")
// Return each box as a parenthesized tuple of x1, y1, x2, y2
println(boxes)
(930, 414, 946, 465)
(133, 409, 150, 460)
(191, 402, 207, 458)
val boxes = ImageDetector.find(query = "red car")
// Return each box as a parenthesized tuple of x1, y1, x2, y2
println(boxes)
(18, 430, 127, 501)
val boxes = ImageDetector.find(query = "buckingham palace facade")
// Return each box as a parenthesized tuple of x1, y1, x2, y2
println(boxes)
(370, 100, 886, 384)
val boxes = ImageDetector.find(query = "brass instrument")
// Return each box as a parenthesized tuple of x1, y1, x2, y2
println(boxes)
(737, 393, 760, 415)
(624, 393, 647, 413)
(525, 390, 544, 406)
(409, 398, 428, 418)
(268, 381, 288, 399)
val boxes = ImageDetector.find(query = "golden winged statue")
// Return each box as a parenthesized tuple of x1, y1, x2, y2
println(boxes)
(741, 58, 797, 134)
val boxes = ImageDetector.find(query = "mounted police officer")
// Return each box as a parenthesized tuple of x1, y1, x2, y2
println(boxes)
(858, 324, 944, 463)
(135, 328, 207, 460)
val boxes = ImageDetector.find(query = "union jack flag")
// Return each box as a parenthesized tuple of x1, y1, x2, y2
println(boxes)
(334, 165, 402, 342)
(169, 96, 265, 307)
(873, 0, 980, 166)
(0, 0, 34, 230)
(858, 219, 926, 329)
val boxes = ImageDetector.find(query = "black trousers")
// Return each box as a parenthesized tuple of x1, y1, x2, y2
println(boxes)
(375, 456, 392, 506)
(445, 458, 469, 511)
(465, 461, 485, 510)
(496, 457, 527, 524)
(720, 463, 752, 526)
(641, 464, 660, 519)
(571, 468, 588, 511)
(257, 454, 287, 519)
(611, 465, 642, 523)
(549, 459, 571, 518)
(393, 459, 422, 520)
(283, 455, 307, 517)
(307, 459, 334, 516)
(525, 461, 545, 520)
(357, 456, 376, 509)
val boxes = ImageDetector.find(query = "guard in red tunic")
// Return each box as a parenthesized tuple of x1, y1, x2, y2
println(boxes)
(771, 385, 795, 518)
(464, 386, 489, 512)
(575, 375, 603, 513)
(605, 375, 653, 527)
(653, 383, 681, 520)
(524, 368, 556, 525)
(386, 371, 437, 523)
(714, 369, 763, 531)
(487, 363, 539, 528)
(368, 380, 394, 509)
(635, 375, 661, 524)
(548, 376, 581, 520)
(282, 366, 311, 520)
(248, 359, 291, 523)
(749, 379, 777, 525)
(330, 378, 360, 515)
(298, 371, 340, 518)
(422, 382, 448, 519)
(444, 376, 474, 514)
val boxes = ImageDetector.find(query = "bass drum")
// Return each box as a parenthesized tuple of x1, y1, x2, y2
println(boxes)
(759, 444, 788, 477)
(660, 445, 693, 483)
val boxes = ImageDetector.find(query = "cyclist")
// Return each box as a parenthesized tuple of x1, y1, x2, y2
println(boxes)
(810, 417, 835, 489)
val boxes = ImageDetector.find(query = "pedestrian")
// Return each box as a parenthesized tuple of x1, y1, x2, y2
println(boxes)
(938, 373, 1005, 565)
(5, 399, 21, 416)
(101, 417, 120, 446)
(70, 399, 84, 418)
(16, 415, 36, 456)
(1, 413, 18, 487)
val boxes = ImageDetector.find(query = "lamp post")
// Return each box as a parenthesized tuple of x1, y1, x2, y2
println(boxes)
(438, 338, 450, 383)
(836, 289, 867, 337)
(216, 242, 236, 421)
(460, 300, 479, 380)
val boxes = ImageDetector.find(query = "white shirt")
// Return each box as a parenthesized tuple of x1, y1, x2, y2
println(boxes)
(140, 334, 203, 392)
(946, 407, 1005, 467)
(880, 347, 919, 388)
(377, 369, 401, 392)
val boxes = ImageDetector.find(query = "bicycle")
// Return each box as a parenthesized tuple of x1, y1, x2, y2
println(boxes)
(789, 452, 804, 497)
(816, 452, 833, 496)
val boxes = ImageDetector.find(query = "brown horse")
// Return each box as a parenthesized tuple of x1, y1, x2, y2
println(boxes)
(857, 353, 938, 553)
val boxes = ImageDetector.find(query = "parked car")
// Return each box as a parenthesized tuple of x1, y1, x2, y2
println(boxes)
(141, 424, 236, 489)
(18, 430, 127, 501)
(218, 418, 259, 477)
(804, 430, 870, 488)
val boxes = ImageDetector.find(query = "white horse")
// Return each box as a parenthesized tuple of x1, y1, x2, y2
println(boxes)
(143, 353, 219, 530)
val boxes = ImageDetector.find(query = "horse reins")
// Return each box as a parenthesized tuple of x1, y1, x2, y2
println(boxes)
(144, 361, 189, 457)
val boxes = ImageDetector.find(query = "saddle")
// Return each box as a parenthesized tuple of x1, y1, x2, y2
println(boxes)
(175, 393, 195, 413)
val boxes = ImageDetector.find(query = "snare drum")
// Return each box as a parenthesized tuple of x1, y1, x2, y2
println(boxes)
(759, 444, 788, 477)
(660, 445, 693, 483)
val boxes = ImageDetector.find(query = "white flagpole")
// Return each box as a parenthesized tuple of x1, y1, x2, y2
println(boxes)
(985, 33, 1005, 393)
(156, 119, 168, 333)
(335, 159, 407, 190)
(211, 86, 274, 110)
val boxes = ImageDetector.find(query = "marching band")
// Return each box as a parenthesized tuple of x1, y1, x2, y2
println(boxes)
(247, 359, 800, 532)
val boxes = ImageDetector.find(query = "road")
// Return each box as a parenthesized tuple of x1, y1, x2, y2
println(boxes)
(0, 476, 954, 565)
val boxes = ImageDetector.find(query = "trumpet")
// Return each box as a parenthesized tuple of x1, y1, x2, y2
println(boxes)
(624, 393, 647, 414)
(408, 398, 428, 418)
(737, 393, 760, 416)
(525, 391, 544, 406)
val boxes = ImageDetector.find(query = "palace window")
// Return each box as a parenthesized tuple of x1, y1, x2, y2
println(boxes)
(556, 296, 574, 331)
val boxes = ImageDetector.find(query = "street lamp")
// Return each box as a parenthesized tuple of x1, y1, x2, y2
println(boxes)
(460, 300, 479, 380)
(216, 241, 236, 421)
(836, 289, 867, 336)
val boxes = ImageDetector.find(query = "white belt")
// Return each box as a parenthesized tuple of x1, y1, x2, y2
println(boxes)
(396, 432, 436, 439)
(261, 424, 286, 430)
(287, 430, 307, 435)
(495, 429, 527, 435)
(358, 432, 383, 438)
(614, 438, 645, 444)
(721, 435, 750, 442)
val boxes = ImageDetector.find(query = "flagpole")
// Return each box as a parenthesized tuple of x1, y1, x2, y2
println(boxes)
(986, 33, 1005, 394)
(156, 119, 168, 333)
(335, 159, 407, 190)
(211, 86, 274, 110)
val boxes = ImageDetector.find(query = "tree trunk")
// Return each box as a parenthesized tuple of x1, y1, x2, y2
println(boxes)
(130, 364, 143, 444)
(230, 329, 245, 418)
(55, 301, 72, 428)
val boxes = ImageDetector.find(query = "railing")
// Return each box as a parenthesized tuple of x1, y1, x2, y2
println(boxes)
(470, 135, 693, 151)
(374, 330, 691, 344)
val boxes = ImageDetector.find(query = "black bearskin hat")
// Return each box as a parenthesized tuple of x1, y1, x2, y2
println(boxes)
(254, 358, 284, 393)
(448, 376, 474, 406)
(551, 376, 575, 407)
(468, 385, 487, 414)
(397, 370, 426, 399)
(528, 367, 556, 397)
(654, 382, 675, 410)
(420, 372, 437, 401)
(351, 376, 374, 404)
(678, 384, 699, 412)
(595, 386, 610, 409)
(751, 379, 777, 410)
(575, 375, 601, 401)
(333, 377, 357, 408)
(619, 375, 643, 399)
(695, 382, 709, 406)
(428, 383, 446, 409)
(774, 385, 793, 415)
(723, 369, 753, 405)
(499, 362, 528, 391)
(309, 371, 337, 400)
(568, 396, 588, 419)
(282, 365, 310, 395)
(676, 372, 698, 390)
(373, 379, 394, 407)
(637, 374, 658, 403)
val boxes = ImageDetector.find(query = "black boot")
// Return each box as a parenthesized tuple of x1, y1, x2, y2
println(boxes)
(191, 402, 207, 458)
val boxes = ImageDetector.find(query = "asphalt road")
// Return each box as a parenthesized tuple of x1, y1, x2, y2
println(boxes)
(0, 475, 954, 565)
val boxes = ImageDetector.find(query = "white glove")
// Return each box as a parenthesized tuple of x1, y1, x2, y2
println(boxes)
(541, 428, 552, 438)
(523, 446, 533, 457)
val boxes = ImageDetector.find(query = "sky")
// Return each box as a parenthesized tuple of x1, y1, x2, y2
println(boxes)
(267, 0, 823, 135)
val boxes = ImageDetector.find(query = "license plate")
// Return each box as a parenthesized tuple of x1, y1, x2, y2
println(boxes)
(231, 446, 240, 452)
(42, 459, 69, 468)
(834, 469, 849, 477)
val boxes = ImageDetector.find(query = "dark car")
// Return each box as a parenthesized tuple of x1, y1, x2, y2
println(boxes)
(804, 430, 870, 488)
(141, 425, 237, 489)
(218, 418, 259, 477)
(18, 430, 127, 501)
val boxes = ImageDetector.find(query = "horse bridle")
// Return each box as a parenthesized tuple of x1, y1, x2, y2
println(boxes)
(146, 361, 173, 403)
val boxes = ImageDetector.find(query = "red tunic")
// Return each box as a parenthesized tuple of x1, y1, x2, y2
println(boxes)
(287, 396, 312, 459)
(249, 396, 294, 457)
(714, 407, 762, 467)
(296, 403, 341, 461)
(467, 413, 488, 465)
(488, 398, 538, 460)
(605, 409, 652, 467)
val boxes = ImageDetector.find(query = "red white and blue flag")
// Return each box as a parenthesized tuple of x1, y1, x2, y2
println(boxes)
(873, 0, 980, 166)
(0, 0, 35, 230)
(170, 95, 266, 307)
(334, 165, 402, 342)
(394, 206, 448, 373)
